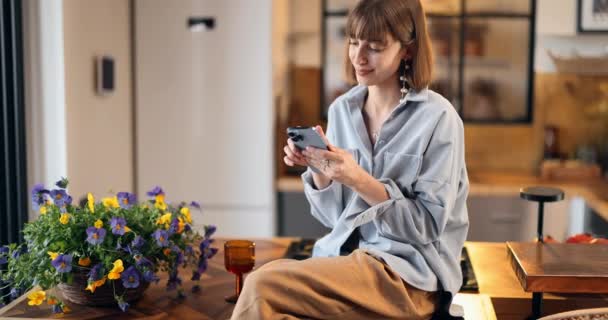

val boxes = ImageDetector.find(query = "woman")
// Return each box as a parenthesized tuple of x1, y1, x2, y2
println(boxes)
(231, 0, 469, 319)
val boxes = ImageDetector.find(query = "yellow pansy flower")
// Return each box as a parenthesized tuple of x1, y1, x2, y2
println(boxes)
(177, 217, 185, 234)
(154, 194, 167, 211)
(108, 259, 124, 280)
(85, 276, 107, 293)
(156, 213, 172, 226)
(47, 251, 59, 260)
(39, 206, 47, 215)
(27, 290, 46, 306)
(94, 219, 103, 228)
(78, 257, 91, 267)
(47, 297, 57, 305)
(59, 213, 70, 224)
(180, 207, 192, 223)
(87, 193, 95, 213)
(102, 196, 119, 209)
(62, 305, 71, 313)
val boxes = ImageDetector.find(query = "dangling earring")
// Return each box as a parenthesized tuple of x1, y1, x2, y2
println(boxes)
(399, 61, 410, 103)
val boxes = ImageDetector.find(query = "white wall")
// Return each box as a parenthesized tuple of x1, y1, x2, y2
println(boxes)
(61, 0, 134, 200)
(536, 0, 608, 72)
(23, 0, 67, 221)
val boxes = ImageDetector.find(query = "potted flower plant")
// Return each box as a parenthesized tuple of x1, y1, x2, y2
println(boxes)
(0, 178, 217, 314)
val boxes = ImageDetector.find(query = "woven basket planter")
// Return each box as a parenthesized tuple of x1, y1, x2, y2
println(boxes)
(57, 268, 150, 307)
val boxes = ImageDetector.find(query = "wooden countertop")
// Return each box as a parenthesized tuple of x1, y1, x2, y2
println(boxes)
(277, 170, 608, 222)
(1, 240, 606, 319)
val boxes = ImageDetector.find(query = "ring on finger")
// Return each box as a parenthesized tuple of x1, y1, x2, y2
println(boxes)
(323, 159, 331, 170)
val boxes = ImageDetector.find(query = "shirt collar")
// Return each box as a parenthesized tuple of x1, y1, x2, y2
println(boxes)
(346, 85, 429, 109)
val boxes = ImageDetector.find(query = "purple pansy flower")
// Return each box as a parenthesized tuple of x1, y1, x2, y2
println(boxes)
(153, 229, 169, 247)
(117, 298, 129, 312)
(52, 304, 63, 314)
(190, 201, 201, 209)
(178, 253, 185, 265)
(131, 235, 145, 248)
(88, 263, 103, 281)
(185, 245, 194, 257)
(199, 238, 214, 252)
(143, 270, 160, 283)
(134, 255, 153, 267)
(49, 189, 69, 207)
(184, 224, 192, 232)
(166, 270, 181, 291)
(168, 218, 180, 235)
(86, 227, 106, 245)
(116, 192, 136, 209)
(121, 266, 140, 289)
(146, 186, 164, 197)
(0, 246, 9, 265)
(196, 258, 208, 274)
(204, 225, 217, 238)
(191, 271, 201, 281)
(51, 254, 72, 273)
(9, 287, 20, 299)
(11, 246, 26, 259)
(55, 177, 69, 189)
(31, 184, 49, 209)
(110, 217, 128, 235)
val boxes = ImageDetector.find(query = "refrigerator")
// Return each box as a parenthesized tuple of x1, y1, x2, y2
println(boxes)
(134, 0, 275, 237)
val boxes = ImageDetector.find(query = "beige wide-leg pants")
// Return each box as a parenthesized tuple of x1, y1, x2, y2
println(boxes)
(230, 249, 438, 320)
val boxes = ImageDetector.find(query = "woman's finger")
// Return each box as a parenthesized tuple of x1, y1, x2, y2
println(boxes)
(284, 146, 308, 166)
(283, 156, 294, 166)
(284, 145, 306, 164)
(315, 125, 341, 152)
(314, 126, 331, 147)
(303, 146, 342, 162)
(286, 139, 302, 156)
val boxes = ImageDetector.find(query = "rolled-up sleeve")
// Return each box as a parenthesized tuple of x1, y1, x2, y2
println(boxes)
(347, 110, 463, 246)
(301, 104, 344, 229)
(302, 170, 343, 228)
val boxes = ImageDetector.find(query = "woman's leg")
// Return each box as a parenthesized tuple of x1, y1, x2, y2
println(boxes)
(230, 250, 437, 320)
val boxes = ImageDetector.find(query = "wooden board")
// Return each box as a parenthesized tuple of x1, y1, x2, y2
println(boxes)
(507, 242, 608, 293)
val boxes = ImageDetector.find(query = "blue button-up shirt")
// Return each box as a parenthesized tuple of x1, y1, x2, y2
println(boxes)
(301, 85, 469, 297)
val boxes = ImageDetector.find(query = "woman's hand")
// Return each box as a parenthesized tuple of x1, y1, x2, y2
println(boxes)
(302, 126, 366, 189)
(283, 137, 308, 168)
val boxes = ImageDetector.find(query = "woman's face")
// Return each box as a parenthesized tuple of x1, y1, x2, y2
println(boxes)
(348, 33, 407, 87)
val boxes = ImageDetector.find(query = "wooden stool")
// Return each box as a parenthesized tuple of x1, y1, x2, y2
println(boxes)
(519, 186, 565, 320)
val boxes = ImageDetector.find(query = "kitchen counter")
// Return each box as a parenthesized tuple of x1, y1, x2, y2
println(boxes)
(276, 170, 608, 222)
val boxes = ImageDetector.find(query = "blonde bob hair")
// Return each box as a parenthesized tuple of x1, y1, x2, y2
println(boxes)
(344, 0, 433, 92)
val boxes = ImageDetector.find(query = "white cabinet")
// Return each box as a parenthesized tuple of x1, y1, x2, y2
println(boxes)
(467, 195, 576, 242)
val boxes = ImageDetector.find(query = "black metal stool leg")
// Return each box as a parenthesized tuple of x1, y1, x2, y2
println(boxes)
(528, 292, 543, 320)
(537, 202, 544, 243)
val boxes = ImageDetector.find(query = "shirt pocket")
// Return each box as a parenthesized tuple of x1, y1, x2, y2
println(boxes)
(382, 151, 422, 196)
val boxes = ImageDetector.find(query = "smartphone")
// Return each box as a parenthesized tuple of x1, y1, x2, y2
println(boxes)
(286, 126, 328, 151)
(286, 126, 328, 174)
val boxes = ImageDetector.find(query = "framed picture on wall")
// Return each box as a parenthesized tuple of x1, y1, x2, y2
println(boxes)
(578, 0, 608, 33)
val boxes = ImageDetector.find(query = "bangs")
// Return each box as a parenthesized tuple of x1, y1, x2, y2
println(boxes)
(346, 6, 392, 43)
